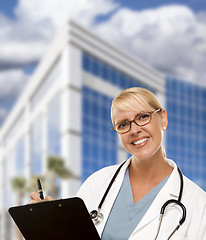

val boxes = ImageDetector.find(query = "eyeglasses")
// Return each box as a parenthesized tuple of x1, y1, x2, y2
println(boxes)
(112, 108, 162, 134)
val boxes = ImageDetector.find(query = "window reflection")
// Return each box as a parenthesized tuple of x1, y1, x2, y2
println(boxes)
(47, 93, 61, 156)
(31, 115, 42, 174)
(15, 137, 25, 175)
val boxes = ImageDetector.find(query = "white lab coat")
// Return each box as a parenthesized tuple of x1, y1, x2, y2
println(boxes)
(77, 158, 206, 239)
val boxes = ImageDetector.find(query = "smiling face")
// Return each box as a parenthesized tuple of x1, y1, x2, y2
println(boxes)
(111, 87, 167, 163)
(113, 107, 167, 162)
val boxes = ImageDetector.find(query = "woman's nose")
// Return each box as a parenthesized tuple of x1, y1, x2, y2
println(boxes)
(130, 121, 142, 134)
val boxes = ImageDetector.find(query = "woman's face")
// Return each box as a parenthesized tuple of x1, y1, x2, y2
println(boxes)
(113, 104, 167, 162)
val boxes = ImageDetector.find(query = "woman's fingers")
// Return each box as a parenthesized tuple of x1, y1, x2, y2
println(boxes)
(30, 192, 53, 203)
(30, 192, 41, 201)
(45, 195, 53, 201)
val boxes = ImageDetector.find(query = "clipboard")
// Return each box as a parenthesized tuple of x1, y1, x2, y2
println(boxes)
(8, 197, 101, 240)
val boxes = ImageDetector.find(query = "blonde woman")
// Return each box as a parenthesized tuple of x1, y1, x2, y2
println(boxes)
(31, 87, 206, 239)
(76, 87, 206, 239)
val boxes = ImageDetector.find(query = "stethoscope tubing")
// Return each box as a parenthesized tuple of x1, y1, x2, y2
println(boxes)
(90, 161, 186, 239)
(98, 160, 127, 210)
(90, 161, 126, 225)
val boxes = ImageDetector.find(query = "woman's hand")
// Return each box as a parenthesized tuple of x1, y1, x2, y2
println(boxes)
(30, 192, 53, 203)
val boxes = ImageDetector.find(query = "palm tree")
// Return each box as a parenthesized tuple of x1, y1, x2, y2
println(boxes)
(11, 177, 27, 240)
(11, 177, 26, 205)
(47, 155, 79, 198)
(26, 175, 46, 194)
(11, 175, 46, 240)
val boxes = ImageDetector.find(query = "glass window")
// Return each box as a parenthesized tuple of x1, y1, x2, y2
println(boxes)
(82, 52, 148, 90)
(5, 112, 25, 146)
(166, 77, 206, 190)
(47, 93, 61, 155)
(82, 87, 117, 181)
(82, 52, 91, 72)
(15, 137, 25, 175)
(5, 150, 15, 206)
(91, 56, 101, 77)
(31, 115, 42, 174)
(31, 58, 61, 110)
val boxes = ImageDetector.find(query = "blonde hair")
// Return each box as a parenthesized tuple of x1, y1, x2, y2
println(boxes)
(111, 87, 166, 158)
(111, 87, 162, 125)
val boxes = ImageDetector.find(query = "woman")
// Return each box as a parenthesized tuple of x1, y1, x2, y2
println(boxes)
(76, 87, 206, 239)
(31, 87, 206, 239)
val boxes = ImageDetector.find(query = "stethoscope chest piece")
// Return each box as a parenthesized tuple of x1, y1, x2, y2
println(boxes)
(90, 209, 104, 225)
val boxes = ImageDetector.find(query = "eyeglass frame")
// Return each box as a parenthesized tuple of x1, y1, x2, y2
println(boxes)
(112, 108, 162, 134)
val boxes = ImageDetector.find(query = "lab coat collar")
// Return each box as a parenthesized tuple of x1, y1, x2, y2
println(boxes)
(130, 158, 181, 235)
(118, 158, 180, 200)
(166, 158, 181, 198)
(123, 157, 180, 197)
(97, 158, 181, 236)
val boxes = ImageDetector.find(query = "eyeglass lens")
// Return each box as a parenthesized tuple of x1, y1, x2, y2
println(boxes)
(115, 112, 152, 133)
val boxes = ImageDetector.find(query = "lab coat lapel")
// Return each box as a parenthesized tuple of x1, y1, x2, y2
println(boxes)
(96, 159, 131, 235)
(130, 160, 180, 236)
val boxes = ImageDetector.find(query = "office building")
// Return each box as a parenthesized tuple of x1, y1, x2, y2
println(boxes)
(0, 20, 205, 239)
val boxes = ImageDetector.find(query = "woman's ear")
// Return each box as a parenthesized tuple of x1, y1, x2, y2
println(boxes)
(161, 109, 168, 131)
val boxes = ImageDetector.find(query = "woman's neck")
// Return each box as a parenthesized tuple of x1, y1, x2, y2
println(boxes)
(128, 153, 173, 204)
(129, 153, 173, 185)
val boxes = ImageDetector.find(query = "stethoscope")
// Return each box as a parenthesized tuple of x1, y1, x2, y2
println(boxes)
(90, 161, 186, 239)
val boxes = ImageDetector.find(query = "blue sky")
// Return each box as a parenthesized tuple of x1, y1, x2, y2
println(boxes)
(0, 1, 17, 18)
(0, 0, 206, 127)
(117, 0, 206, 12)
(2, 0, 205, 17)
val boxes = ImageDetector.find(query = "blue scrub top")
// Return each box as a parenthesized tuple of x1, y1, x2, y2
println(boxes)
(101, 168, 169, 240)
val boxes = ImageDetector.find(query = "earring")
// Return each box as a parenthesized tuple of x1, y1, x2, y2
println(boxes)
(163, 126, 166, 130)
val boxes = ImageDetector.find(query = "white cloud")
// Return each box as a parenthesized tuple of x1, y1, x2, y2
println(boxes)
(0, 13, 52, 67)
(0, 0, 118, 67)
(15, 0, 118, 28)
(0, 69, 29, 124)
(0, 1, 206, 126)
(0, 69, 28, 99)
(1, 2, 206, 85)
(0, 0, 118, 126)
(93, 5, 206, 86)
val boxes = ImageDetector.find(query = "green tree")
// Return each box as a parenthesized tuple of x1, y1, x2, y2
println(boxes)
(11, 177, 27, 240)
(47, 155, 79, 198)
(11, 177, 26, 205)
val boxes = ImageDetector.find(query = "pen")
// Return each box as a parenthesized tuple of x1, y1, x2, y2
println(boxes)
(37, 178, 44, 200)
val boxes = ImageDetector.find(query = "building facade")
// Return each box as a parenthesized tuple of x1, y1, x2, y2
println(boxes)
(0, 20, 205, 239)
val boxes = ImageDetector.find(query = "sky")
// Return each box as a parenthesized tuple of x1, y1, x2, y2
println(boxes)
(0, 0, 206, 127)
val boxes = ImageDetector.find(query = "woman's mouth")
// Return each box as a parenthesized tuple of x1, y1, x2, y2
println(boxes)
(132, 137, 149, 145)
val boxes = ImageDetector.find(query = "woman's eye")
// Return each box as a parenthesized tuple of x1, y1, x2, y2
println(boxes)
(139, 113, 150, 120)
(117, 122, 129, 129)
